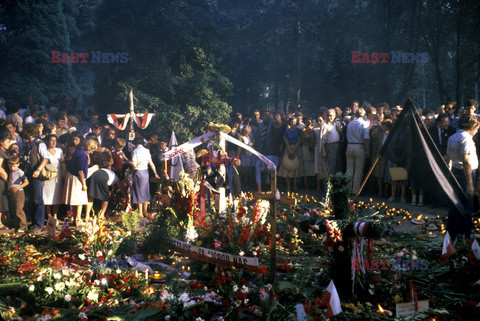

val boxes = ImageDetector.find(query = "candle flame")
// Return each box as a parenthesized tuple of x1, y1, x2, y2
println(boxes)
(378, 304, 384, 313)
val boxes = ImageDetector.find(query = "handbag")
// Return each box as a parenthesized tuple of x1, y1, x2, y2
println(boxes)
(282, 153, 300, 171)
(39, 162, 58, 181)
(389, 166, 407, 181)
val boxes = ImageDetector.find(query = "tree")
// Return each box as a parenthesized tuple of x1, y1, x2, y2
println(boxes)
(0, 0, 81, 104)
(88, 0, 232, 141)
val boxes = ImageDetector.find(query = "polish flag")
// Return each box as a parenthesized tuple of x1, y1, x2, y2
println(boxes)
(321, 280, 342, 318)
(472, 239, 480, 261)
(441, 232, 455, 259)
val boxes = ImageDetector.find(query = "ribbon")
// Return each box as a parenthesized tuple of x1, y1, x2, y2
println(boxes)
(220, 133, 276, 170)
(163, 132, 214, 160)
(107, 114, 130, 130)
(133, 113, 155, 129)
(409, 281, 418, 311)
(200, 178, 205, 217)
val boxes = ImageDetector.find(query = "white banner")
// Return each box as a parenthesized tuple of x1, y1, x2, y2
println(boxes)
(220, 132, 276, 170)
(162, 131, 276, 171)
(167, 238, 259, 272)
(163, 132, 214, 160)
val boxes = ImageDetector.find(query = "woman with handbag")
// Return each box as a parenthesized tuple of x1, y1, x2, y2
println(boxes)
(63, 139, 98, 226)
(43, 134, 63, 220)
(278, 117, 303, 193)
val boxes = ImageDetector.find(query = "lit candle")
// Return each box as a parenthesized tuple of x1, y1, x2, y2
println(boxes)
(145, 270, 149, 280)
(376, 304, 393, 316)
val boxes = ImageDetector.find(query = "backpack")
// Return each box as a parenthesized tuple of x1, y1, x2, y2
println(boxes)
(23, 138, 44, 176)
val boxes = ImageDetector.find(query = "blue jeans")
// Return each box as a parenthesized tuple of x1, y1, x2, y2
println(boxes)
(447, 168, 475, 240)
(29, 177, 45, 228)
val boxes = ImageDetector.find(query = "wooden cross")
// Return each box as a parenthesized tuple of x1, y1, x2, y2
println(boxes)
(251, 170, 296, 283)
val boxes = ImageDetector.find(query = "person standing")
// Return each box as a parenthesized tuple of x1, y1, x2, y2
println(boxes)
(0, 132, 11, 230)
(320, 109, 343, 174)
(23, 123, 49, 233)
(445, 114, 480, 240)
(278, 117, 303, 193)
(43, 135, 64, 220)
(7, 156, 29, 233)
(127, 137, 160, 218)
(345, 107, 376, 195)
(63, 139, 98, 226)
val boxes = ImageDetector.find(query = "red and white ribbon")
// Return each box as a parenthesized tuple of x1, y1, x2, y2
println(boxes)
(133, 113, 155, 129)
(107, 114, 130, 131)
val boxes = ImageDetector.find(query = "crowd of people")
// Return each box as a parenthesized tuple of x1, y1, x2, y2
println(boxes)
(0, 95, 478, 240)
(0, 97, 164, 234)
(227, 99, 479, 239)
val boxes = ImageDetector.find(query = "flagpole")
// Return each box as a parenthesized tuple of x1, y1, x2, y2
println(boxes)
(350, 154, 381, 205)
(129, 90, 134, 140)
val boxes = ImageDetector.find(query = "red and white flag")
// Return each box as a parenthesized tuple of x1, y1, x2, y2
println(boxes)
(441, 232, 455, 259)
(321, 280, 342, 318)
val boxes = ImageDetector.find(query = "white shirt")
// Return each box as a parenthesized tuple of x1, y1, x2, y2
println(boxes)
(447, 129, 478, 170)
(346, 117, 370, 144)
(131, 145, 152, 170)
(323, 121, 341, 144)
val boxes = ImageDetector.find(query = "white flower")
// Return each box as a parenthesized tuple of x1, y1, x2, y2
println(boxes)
(107, 249, 113, 256)
(28, 284, 35, 292)
(244, 299, 249, 304)
(184, 300, 196, 308)
(78, 254, 86, 261)
(78, 312, 87, 320)
(53, 272, 62, 280)
(87, 289, 99, 302)
(64, 294, 71, 302)
(242, 285, 249, 293)
(233, 285, 238, 292)
(54, 282, 65, 291)
(178, 293, 189, 302)
(239, 251, 245, 256)
(96, 251, 103, 257)
(368, 289, 374, 295)
(186, 226, 198, 242)
(165, 316, 170, 321)
(45, 287, 53, 295)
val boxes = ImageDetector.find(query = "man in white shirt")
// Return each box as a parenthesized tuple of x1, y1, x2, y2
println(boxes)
(345, 107, 376, 195)
(445, 114, 479, 239)
(320, 109, 343, 174)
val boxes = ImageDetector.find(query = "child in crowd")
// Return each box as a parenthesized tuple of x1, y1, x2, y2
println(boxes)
(7, 156, 29, 233)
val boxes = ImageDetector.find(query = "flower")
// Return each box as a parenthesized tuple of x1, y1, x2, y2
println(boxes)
(54, 282, 65, 291)
(53, 273, 62, 280)
(64, 294, 72, 302)
(45, 287, 53, 295)
(87, 289, 99, 302)
(28, 284, 35, 292)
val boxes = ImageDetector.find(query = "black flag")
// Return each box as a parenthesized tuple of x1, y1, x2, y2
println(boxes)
(378, 99, 466, 216)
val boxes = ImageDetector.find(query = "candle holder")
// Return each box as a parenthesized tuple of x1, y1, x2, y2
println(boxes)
(149, 271, 166, 283)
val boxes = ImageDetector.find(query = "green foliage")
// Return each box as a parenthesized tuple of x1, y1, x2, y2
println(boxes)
(121, 209, 140, 232)
(327, 172, 352, 219)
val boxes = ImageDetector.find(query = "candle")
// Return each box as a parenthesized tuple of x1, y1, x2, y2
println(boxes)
(376, 304, 393, 316)
(145, 270, 149, 280)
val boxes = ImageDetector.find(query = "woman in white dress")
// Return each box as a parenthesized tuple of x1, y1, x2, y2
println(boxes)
(43, 134, 64, 219)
